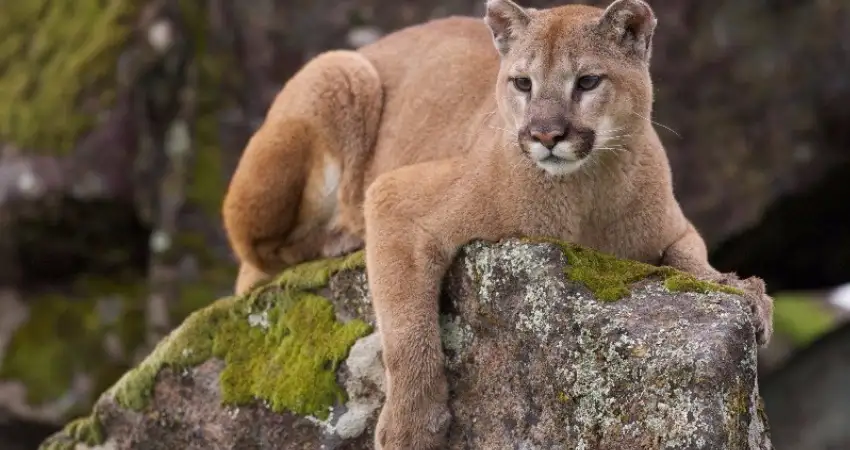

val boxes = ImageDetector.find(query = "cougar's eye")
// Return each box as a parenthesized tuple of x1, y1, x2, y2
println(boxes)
(576, 75, 602, 91)
(512, 77, 532, 92)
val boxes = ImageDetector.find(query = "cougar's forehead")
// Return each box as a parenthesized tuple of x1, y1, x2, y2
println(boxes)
(513, 6, 612, 72)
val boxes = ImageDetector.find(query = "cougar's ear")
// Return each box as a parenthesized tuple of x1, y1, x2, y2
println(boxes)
(484, 0, 532, 56)
(597, 0, 657, 61)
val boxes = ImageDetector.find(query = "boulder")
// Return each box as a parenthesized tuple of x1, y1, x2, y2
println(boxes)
(40, 240, 772, 449)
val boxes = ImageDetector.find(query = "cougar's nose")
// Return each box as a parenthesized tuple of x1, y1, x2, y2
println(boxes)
(530, 125, 566, 150)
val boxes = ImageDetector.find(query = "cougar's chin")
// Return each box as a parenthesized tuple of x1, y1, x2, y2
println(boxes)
(526, 141, 586, 176)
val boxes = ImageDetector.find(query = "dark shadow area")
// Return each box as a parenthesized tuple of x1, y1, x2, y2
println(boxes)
(710, 96, 850, 292)
(710, 160, 850, 292)
(11, 199, 151, 289)
(0, 416, 60, 450)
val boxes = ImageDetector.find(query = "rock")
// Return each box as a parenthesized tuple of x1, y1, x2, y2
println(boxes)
(40, 240, 772, 449)
(761, 323, 850, 450)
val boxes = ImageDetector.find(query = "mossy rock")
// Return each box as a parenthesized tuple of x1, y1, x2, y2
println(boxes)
(39, 251, 372, 449)
(524, 237, 744, 301)
(0, 261, 235, 423)
(0, 0, 137, 153)
(110, 252, 371, 417)
(40, 239, 770, 449)
(0, 276, 146, 414)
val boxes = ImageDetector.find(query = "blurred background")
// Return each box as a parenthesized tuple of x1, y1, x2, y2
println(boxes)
(0, 0, 848, 449)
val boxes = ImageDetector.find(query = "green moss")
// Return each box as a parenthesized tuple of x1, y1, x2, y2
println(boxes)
(0, 280, 140, 406)
(558, 244, 662, 301)
(772, 294, 837, 345)
(524, 237, 743, 301)
(37, 413, 105, 450)
(0, 0, 136, 152)
(0, 291, 90, 403)
(219, 291, 371, 416)
(65, 415, 105, 445)
(38, 439, 75, 450)
(111, 251, 371, 420)
(0, 266, 236, 414)
(178, 0, 234, 217)
(0, 274, 154, 410)
(662, 273, 741, 296)
(273, 251, 365, 289)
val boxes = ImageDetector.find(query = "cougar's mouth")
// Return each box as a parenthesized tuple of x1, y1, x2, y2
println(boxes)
(533, 153, 585, 176)
(540, 154, 568, 164)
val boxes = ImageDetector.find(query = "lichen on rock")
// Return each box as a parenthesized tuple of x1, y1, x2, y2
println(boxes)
(445, 240, 769, 449)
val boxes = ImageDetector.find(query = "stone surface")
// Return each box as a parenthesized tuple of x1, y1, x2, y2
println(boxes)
(40, 240, 772, 449)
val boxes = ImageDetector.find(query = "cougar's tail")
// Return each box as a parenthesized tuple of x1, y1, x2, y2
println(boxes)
(222, 50, 384, 278)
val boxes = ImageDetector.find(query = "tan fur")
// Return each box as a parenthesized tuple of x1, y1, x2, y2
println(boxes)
(222, 50, 381, 290)
(221, 1, 774, 448)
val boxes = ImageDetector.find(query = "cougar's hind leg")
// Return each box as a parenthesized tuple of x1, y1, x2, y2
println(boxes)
(223, 50, 383, 294)
(313, 50, 384, 242)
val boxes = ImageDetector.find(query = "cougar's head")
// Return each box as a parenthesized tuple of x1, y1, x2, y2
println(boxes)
(484, 0, 657, 176)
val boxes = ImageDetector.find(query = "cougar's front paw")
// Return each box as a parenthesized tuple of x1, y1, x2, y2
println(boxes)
(374, 379, 451, 450)
(738, 276, 774, 346)
(713, 273, 774, 346)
